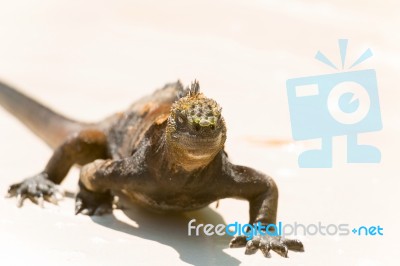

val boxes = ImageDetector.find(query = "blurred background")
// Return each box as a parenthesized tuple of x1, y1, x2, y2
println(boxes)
(0, 0, 398, 265)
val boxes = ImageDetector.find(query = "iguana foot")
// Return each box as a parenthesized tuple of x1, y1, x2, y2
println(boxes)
(75, 182, 113, 216)
(229, 235, 304, 258)
(6, 172, 64, 207)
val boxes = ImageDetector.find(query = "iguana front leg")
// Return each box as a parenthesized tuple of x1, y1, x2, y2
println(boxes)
(220, 162, 304, 258)
(75, 154, 146, 215)
(7, 129, 108, 207)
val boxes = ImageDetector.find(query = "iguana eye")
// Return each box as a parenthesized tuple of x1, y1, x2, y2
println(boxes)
(176, 113, 186, 125)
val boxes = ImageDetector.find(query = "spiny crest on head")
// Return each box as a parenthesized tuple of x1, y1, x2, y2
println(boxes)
(188, 79, 200, 97)
(170, 80, 222, 127)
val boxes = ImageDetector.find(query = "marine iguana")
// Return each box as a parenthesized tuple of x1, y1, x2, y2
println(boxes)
(0, 80, 304, 258)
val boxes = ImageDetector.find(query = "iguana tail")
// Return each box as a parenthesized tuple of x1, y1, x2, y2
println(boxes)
(0, 80, 89, 149)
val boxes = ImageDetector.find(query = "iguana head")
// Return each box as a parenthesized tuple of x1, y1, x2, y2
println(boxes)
(166, 80, 227, 171)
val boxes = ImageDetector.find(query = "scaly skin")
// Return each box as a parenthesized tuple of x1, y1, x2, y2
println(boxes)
(1, 80, 304, 258)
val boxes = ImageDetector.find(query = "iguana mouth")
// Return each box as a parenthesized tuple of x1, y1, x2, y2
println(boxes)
(178, 132, 223, 145)
(178, 131, 223, 150)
